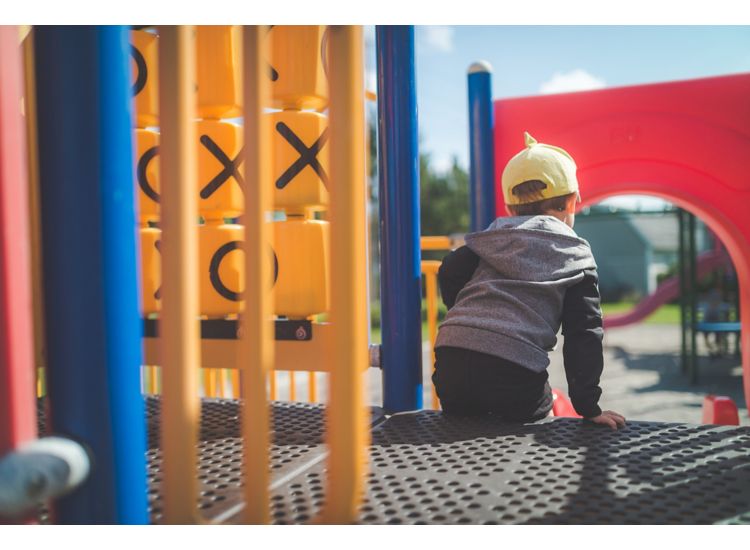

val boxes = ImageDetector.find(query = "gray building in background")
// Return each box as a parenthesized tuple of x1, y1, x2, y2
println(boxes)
(575, 207, 709, 302)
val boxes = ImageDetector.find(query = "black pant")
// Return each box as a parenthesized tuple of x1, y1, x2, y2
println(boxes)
(432, 346, 553, 422)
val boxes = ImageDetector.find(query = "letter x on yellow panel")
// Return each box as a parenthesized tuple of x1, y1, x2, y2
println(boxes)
(198, 120, 244, 221)
(130, 29, 159, 128)
(271, 110, 329, 212)
(269, 25, 328, 111)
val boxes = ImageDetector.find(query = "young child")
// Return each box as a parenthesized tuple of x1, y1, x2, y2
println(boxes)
(433, 132, 625, 430)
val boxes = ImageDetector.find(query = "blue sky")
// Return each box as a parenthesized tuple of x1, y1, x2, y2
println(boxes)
(364, 26, 750, 208)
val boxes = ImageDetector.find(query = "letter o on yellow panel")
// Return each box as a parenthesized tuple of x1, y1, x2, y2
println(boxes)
(199, 223, 245, 317)
(270, 110, 329, 212)
(197, 120, 244, 221)
(269, 25, 328, 111)
(274, 219, 329, 318)
(135, 128, 160, 223)
(141, 227, 161, 315)
(131, 30, 159, 128)
(197, 26, 241, 120)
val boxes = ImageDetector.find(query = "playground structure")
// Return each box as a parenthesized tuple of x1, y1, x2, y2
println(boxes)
(1, 25, 749, 525)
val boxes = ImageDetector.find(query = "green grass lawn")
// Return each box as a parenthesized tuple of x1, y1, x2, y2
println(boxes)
(369, 302, 680, 343)
(601, 302, 680, 325)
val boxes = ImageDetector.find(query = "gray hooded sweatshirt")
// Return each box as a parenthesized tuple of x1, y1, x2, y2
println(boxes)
(435, 215, 597, 373)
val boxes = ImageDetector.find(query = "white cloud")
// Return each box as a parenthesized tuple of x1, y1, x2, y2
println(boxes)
(539, 69, 606, 95)
(421, 26, 455, 53)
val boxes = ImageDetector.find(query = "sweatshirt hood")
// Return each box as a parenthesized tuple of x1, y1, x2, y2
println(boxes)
(464, 215, 595, 282)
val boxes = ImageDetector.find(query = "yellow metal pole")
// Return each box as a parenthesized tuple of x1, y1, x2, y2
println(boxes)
(231, 369, 240, 399)
(269, 371, 277, 400)
(219, 369, 228, 398)
(21, 31, 46, 397)
(158, 25, 200, 524)
(320, 26, 369, 524)
(308, 371, 316, 403)
(422, 261, 441, 410)
(240, 25, 273, 525)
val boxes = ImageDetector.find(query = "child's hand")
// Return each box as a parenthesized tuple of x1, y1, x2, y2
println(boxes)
(586, 410, 626, 430)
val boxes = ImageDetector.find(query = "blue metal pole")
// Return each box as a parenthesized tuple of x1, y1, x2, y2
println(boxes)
(467, 61, 496, 231)
(34, 26, 148, 524)
(375, 26, 423, 412)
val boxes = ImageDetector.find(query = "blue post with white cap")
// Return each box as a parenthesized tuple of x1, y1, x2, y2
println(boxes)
(467, 61, 496, 231)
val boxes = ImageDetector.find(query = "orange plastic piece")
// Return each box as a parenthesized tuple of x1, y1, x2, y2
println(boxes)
(494, 74, 750, 415)
(274, 218, 330, 318)
(130, 29, 159, 128)
(551, 389, 581, 418)
(198, 222, 244, 317)
(140, 227, 161, 314)
(269, 25, 328, 111)
(197, 119, 244, 220)
(270, 110, 329, 212)
(197, 26, 241, 120)
(702, 395, 740, 426)
(135, 128, 160, 223)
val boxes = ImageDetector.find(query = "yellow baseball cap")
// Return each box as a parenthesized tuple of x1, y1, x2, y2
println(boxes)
(501, 132, 579, 206)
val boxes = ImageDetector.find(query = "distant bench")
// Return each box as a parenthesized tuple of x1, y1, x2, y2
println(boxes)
(695, 322, 741, 333)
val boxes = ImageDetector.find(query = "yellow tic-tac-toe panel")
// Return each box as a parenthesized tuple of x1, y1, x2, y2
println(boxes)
(140, 227, 161, 315)
(131, 30, 159, 128)
(269, 25, 328, 111)
(270, 110, 329, 212)
(135, 128, 160, 223)
(199, 223, 245, 317)
(274, 219, 329, 319)
(197, 25, 241, 120)
(197, 120, 244, 221)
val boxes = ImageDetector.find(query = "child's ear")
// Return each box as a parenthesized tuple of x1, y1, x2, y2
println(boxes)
(566, 193, 578, 213)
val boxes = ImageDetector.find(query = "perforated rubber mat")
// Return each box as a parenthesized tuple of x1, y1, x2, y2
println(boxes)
(37, 398, 750, 524)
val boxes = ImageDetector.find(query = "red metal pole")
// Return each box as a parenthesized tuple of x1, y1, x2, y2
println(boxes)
(0, 26, 37, 457)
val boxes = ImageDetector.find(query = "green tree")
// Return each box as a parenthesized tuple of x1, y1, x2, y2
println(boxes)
(419, 153, 470, 237)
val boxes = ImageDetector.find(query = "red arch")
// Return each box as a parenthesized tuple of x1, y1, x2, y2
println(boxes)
(494, 74, 750, 412)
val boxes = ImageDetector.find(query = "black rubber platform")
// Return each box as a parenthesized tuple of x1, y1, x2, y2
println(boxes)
(37, 398, 750, 524)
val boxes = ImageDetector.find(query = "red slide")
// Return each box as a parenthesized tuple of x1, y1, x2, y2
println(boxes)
(603, 248, 730, 329)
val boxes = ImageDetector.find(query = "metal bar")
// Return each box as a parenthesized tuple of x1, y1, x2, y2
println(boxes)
(289, 372, 296, 401)
(321, 25, 369, 523)
(240, 25, 273, 525)
(0, 25, 37, 458)
(375, 25, 423, 413)
(678, 209, 688, 374)
(689, 212, 698, 384)
(158, 25, 200, 524)
(467, 61, 496, 231)
(308, 372, 317, 403)
(34, 26, 147, 524)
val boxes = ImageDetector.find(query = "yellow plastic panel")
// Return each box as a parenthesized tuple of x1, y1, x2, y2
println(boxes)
(141, 227, 162, 314)
(135, 128, 160, 223)
(270, 110, 329, 212)
(198, 119, 244, 221)
(131, 30, 159, 128)
(199, 223, 244, 317)
(196, 26, 241, 120)
(274, 219, 329, 318)
(269, 25, 328, 110)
